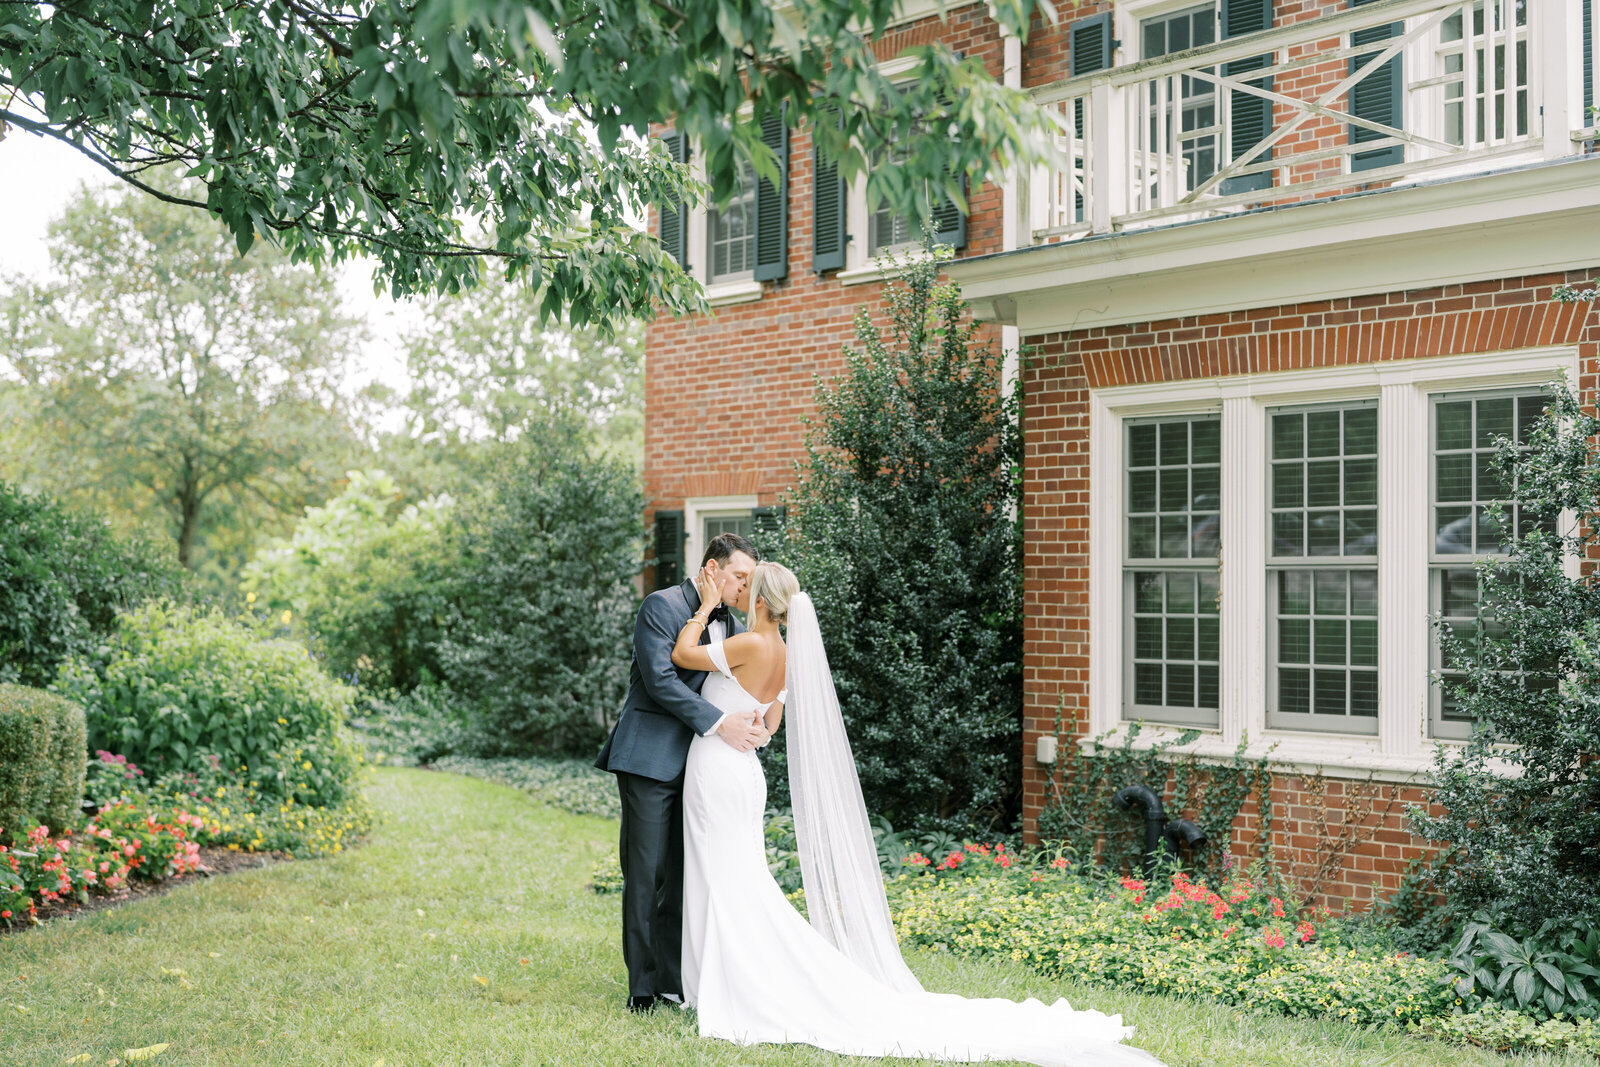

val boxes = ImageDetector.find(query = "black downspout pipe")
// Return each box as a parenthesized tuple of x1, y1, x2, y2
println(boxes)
(1113, 784, 1167, 879)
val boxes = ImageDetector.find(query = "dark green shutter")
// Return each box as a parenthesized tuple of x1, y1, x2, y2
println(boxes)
(813, 105, 848, 273)
(753, 106, 789, 281)
(929, 81, 968, 249)
(658, 131, 689, 268)
(1584, 0, 1594, 116)
(1070, 12, 1114, 76)
(1070, 14, 1114, 221)
(1348, 0, 1404, 171)
(653, 509, 685, 591)
(1221, 0, 1274, 195)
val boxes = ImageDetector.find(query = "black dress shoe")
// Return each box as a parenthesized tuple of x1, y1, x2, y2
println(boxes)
(627, 994, 657, 1013)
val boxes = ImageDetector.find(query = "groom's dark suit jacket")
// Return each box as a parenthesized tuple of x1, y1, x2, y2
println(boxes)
(594, 578, 745, 782)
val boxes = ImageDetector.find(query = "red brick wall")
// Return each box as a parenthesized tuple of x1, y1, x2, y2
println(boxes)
(644, 6, 1008, 530)
(1020, 269, 1600, 909)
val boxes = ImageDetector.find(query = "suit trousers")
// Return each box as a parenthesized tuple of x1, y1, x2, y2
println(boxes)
(617, 767, 686, 998)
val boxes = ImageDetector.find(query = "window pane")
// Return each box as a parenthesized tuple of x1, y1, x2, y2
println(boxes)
(1129, 424, 1159, 466)
(1272, 413, 1303, 460)
(1344, 407, 1378, 454)
(1192, 420, 1221, 464)
(1476, 397, 1513, 447)
(1274, 568, 1377, 729)
(1135, 663, 1164, 704)
(1135, 571, 1164, 612)
(1272, 403, 1378, 560)
(1437, 401, 1473, 450)
(1437, 454, 1472, 502)
(1279, 668, 1310, 714)
(1345, 459, 1377, 507)
(1166, 572, 1195, 612)
(1127, 416, 1219, 560)
(1198, 665, 1220, 709)
(1167, 665, 1195, 707)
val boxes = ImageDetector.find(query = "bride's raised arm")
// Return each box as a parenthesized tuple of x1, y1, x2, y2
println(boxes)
(671, 569, 757, 672)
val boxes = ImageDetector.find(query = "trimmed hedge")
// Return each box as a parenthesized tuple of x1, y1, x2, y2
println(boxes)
(0, 684, 87, 842)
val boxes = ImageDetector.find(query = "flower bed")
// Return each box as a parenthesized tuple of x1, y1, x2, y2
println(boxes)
(888, 858, 1457, 1028)
(0, 801, 204, 926)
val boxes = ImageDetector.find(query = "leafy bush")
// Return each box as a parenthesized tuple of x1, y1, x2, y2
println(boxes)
(1412, 380, 1600, 931)
(1412, 1004, 1600, 1055)
(889, 865, 1457, 1026)
(1447, 916, 1600, 1020)
(428, 755, 620, 820)
(439, 427, 643, 756)
(760, 248, 1022, 832)
(58, 600, 362, 807)
(0, 684, 87, 841)
(241, 470, 455, 692)
(0, 481, 184, 688)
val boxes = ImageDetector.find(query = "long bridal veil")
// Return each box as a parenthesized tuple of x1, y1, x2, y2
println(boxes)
(784, 592, 923, 995)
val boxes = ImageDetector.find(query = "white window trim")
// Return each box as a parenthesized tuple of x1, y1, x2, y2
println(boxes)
(837, 55, 937, 286)
(685, 495, 760, 575)
(1084, 345, 1579, 781)
(682, 105, 768, 309)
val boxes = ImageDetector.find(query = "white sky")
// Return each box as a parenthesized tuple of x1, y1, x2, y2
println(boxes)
(0, 130, 423, 407)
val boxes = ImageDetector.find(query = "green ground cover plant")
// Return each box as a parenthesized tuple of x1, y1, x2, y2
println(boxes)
(4, 766, 1590, 1067)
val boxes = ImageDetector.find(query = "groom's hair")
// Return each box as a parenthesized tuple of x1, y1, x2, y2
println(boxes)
(702, 532, 759, 568)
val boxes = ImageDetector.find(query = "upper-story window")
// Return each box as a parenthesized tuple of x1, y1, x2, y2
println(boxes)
(708, 159, 758, 283)
(868, 154, 920, 257)
(1139, 4, 1220, 191)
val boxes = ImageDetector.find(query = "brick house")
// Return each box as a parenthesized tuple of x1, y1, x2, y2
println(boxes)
(644, 0, 1600, 907)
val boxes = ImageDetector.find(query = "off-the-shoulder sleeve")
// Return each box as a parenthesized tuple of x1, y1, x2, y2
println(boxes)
(706, 640, 734, 680)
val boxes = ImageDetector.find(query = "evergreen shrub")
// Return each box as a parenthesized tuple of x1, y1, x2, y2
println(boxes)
(1412, 379, 1600, 931)
(0, 481, 184, 688)
(440, 425, 644, 757)
(0, 684, 87, 841)
(760, 248, 1022, 833)
(58, 600, 361, 807)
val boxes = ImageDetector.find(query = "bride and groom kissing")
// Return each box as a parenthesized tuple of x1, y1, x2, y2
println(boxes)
(594, 533, 1162, 1065)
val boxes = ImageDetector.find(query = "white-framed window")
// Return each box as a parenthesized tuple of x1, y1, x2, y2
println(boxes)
(1086, 346, 1578, 778)
(684, 495, 760, 576)
(707, 159, 758, 283)
(1266, 403, 1380, 734)
(1138, 3, 1220, 191)
(1427, 388, 1552, 739)
(1123, 415, 1222, 727)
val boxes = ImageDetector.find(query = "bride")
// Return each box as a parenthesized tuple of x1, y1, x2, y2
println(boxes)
(669, 561, 1163, 1066)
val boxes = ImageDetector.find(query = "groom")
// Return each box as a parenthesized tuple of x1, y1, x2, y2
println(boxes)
(595, 531, 768, 1012)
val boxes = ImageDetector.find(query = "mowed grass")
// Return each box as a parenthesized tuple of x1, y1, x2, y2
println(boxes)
(0, 766, 1591, 1066)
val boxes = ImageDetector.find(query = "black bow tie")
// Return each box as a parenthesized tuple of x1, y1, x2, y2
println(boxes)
(706, 604, 732, 627)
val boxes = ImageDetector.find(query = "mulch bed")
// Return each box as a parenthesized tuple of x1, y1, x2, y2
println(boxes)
(0, 847, 294, 937)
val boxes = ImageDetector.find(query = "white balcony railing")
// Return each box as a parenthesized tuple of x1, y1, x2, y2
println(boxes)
(1026, 0, 1598, 243)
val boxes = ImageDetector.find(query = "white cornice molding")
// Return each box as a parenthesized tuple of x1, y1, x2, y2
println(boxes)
(950, 157, 1600, 335)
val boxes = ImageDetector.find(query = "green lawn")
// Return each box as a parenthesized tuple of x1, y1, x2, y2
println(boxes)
(0, 766, 1590, 1066)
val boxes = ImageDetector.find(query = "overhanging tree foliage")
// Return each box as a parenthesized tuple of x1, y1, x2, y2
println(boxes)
(0, 0, 1062, 327)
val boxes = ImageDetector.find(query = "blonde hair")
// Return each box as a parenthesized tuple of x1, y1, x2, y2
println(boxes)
(747, 561, 800, 625)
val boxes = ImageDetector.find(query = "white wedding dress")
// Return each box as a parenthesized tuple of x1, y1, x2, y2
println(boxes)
(681, 641, 1163, 1066)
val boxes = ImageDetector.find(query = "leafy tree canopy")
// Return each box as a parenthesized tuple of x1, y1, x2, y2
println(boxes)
(0, 0, 1061, 329)
(0, 174, 369, 586)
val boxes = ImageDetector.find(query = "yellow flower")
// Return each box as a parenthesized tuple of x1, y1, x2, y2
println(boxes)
(281, 610, 292, 625)
(246, 591, 257, 604)
(277, 718, 288, 726)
